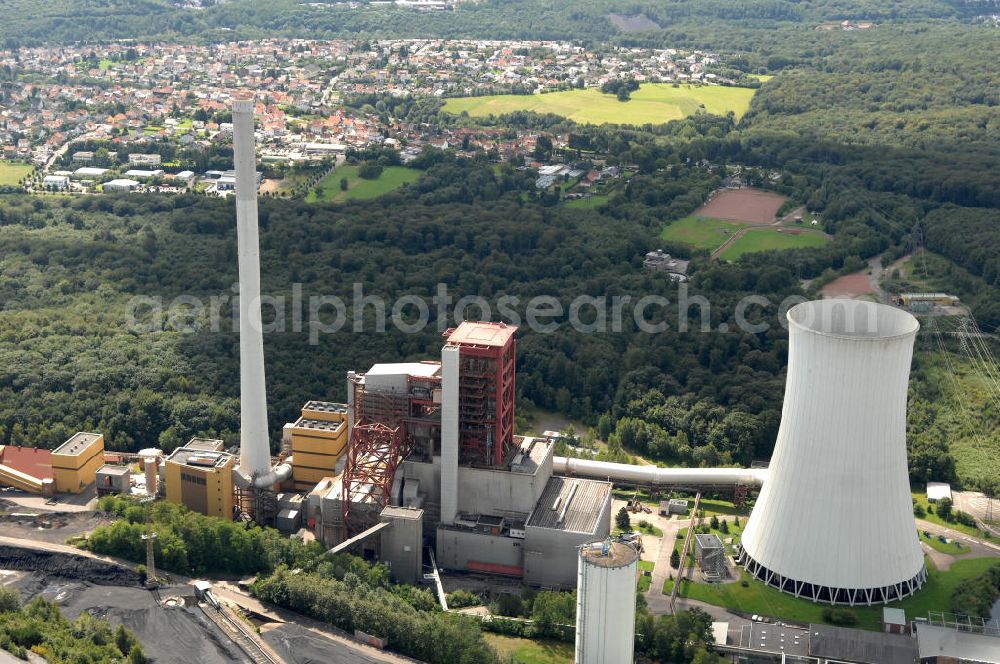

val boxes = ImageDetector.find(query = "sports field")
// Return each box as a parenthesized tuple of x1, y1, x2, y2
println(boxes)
(0, 161, 33, 186)
(719, 228, 829, 260)
(307, 165, 420, 203)
(660, 215, 748, 251)
(696, 188, 787, 224)
(443, 84, 757, 125)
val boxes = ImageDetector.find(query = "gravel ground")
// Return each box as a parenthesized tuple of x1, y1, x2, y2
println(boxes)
(7, 572, 249, 664)
(262, 623, 389, 664)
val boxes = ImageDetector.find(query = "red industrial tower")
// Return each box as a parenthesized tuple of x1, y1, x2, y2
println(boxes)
(444, 322, 517, 467)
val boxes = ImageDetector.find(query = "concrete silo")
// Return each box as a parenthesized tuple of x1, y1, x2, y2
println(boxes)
(575, 540, 638, 664)
(738, 299, 925, 605)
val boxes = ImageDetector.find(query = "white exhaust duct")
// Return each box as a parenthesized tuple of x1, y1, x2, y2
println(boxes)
(738, 299, 925, 605)
(232, 95, 271, 479)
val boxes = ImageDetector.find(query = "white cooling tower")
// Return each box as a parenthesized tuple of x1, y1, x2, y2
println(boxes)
(575, 540, 638, 664)
(232, 95, 271, 478)
(738, 299, 925, 605)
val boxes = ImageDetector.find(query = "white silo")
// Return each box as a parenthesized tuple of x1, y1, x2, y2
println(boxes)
(738, 299, 925, 605)
(575, 540, 638, 664)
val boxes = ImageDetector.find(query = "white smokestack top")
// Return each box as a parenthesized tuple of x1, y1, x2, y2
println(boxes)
(738, 299, 925, 605)
(232, 95, 271, 478)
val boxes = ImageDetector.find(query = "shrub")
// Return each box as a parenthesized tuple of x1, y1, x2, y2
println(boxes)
(446, 589, 480, 609)
(357, 162, 383, 179)
(822, 607, 858, 626)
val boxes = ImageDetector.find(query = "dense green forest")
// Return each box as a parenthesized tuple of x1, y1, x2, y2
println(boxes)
(0, 587, 147, 663)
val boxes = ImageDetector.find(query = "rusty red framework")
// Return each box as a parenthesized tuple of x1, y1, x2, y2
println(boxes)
(342, 420, 405, 535)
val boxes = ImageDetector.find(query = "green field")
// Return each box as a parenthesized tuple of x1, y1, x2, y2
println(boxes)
(484, 634, 573, 664)
(307, 165, 421, 203)
(660, 215, 747, 251)
(912, 490, 985, 539)
(719, 228, 829, 260)
(0, 161, 33, 186)
(564, 194, 609, 209)
(919, 529, 972, 554)
(638, 560, 655, 592)
(679, 556, 1000, 630)
(443, 84, 757, 125)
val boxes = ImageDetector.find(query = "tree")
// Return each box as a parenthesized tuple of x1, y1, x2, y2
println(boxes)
(710, 515, 720, 530)
(720, 520, 729, 535)
(670, 548, 681, 569)
(936, 497, 953, 521)
(339, 177, 348, 191)
(0, 586, 20, 613)
(616, 506, 632, 532)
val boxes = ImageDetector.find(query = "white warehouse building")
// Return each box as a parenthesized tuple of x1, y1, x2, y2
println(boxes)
(738, 299, 925, 605)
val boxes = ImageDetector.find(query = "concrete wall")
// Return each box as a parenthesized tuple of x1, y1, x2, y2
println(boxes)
(523, 496, 611, 589)
(435, 527, 524, 575)
(440, 346, 460, 524)
(457, 464, 548, 516)
(380, 507, 424, 585)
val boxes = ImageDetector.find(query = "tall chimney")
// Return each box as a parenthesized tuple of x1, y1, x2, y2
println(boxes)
(232, 95, 271, 478)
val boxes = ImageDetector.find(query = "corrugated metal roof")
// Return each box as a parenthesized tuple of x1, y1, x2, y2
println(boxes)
(809, 624, 918, 664)
(526, 476, 610, 534)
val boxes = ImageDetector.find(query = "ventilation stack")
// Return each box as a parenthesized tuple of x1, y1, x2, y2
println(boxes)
(738, 299, 925, 605)
(232, 94, 271, 479)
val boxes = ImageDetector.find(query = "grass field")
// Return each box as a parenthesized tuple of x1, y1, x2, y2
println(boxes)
(660, 215, 747, 251)
(564, 194, 609, 209)
(679, 556, 999, 630)
(638, 560, 655, 592)
(484, 634, 573, 664)
(307, 165, 421, 203)
(443, 84, 757, 125)
(0, 161, 33, 186)
(912, 490, 986, 539)
(919, 529, 972, 554)
(719, 228, 829, 260)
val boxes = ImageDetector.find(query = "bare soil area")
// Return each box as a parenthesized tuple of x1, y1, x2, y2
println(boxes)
(696, 188, 787, 224)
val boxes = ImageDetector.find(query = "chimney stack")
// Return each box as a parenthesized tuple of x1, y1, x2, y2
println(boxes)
(232, 94, 271, 478)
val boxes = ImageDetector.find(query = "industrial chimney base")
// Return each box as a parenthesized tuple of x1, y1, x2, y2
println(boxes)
(736, 548, 927, 606)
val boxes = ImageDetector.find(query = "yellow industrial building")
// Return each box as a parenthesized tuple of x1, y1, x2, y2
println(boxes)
(52, 433, 105, 494)
(287, 401, 349, 492)
(164, 439, 235, 518)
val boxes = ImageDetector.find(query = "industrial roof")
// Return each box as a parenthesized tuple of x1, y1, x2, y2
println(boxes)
(366, 362, 441, 378)
(883, 607, 907, 626)
(293, 417, 345, 433)
(743, 624, 809, 657)
(695, 533, 724, 550)
(580, 540, 638, 568)
(916, 625, 1000, 663)
(526, 476, 610, 534)
(926, 482, 952, 502)
(167, 447, 233, 468)
(809, 623, 918, 664)
(53, 433, 102, 456)
(303, 401, 348, 413)
(446, 321, 516, 347)
(0, 446, 52, 480)
(185, 438, 225, 452)
(96, 464, 131, 477)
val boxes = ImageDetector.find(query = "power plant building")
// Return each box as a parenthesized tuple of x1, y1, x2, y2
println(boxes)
(738, 300, 925, 605)
(51, 432, 105, 494)
(287, 401, 349, 492)
(165, 442, 236, 518)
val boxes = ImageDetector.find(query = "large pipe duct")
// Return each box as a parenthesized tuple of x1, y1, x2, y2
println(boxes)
(232, 95, 271, 479)
(553, 457, 767, 487)
(737, 300, 925, 605)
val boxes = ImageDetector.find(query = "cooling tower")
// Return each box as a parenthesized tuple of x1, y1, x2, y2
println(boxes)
(232, 95, 271, 478)
(575, 540, 638, 664)
(738, 299, 925, 605)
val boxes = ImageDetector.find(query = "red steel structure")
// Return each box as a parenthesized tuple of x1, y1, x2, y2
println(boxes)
(343, 371, 442, 534)
(445, 322, 517, 467)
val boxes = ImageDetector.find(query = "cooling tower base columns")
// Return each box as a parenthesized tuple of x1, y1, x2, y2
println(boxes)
(737, 549, 926, 606)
